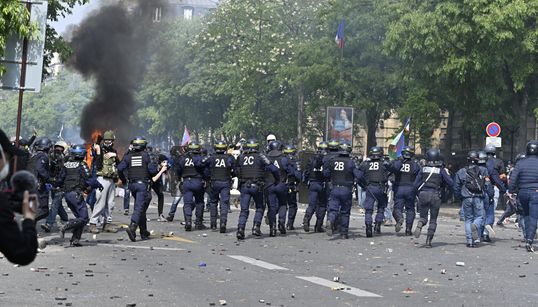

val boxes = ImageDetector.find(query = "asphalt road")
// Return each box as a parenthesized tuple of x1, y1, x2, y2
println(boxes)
(1, 194, 537, 307)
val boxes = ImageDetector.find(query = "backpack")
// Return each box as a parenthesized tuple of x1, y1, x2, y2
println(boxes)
(465, 166, 484, 194)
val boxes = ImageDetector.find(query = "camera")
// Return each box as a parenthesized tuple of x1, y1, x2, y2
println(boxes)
(6, 171, 38, 213)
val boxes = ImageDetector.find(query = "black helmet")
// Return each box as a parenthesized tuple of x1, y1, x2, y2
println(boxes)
(339, 142, 352, 154)
(70, 144, 87, 159)
(467, 150, 479, 164)
(368, 146, 383, 160)
(131, 137, 147, 151)
(516, 152, 526, 162)
(484, 144, 496, 156)
(526, 140, 538, 156)
(283, 144, 297, 154)
(33, 137, 52, 151)
(268, 140, 283, 152)
(188, 141, 202, 154)
(425, 148, 442, 165)
(477, 151, 488, 165)
(214, 140, 227, 153)
(328, 139, 339, 151)
(245, 139, 259, 152)
(401, 146, 414, 159)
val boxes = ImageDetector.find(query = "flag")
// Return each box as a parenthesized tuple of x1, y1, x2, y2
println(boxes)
(335, 19, 345, 49)
(388, 118, 411, 159)
(388, 130, 405, 160)
(181, 126, 191, 146)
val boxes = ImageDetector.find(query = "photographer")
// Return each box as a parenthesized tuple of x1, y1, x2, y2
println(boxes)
(0, 129, 38, 266)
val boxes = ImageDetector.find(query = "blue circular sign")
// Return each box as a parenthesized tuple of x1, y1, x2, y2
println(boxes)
(486, 122, 501, 137)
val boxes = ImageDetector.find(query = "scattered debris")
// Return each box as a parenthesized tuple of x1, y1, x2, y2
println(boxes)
(456, 262, 465, 267)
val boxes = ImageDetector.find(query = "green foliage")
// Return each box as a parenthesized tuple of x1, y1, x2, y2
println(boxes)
(0, 69, 94, 140)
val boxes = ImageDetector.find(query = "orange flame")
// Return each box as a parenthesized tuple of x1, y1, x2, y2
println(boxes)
(86, 130, 102, 167)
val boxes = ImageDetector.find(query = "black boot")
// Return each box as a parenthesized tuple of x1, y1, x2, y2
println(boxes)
(59, 220, 77, 239)
(220, 222, 227, 233)
(126, 222, 137, 242)
(395, 218, 404, 233)
(185, 221, 192, 232)
(70, 239, 83, 247)
(286, 223, 295, 231)
(211, 222, 217, 231)
(195, 219, 207, 230)
(405, 225, 413, 236)
(166, 215, 174, 222)
(366, 225, 373, 238)
(139, 224, 150, 240)
(278, 223, 286, 235)
(425, 235, 433, 248)
(269, 224, 277, 237)
(236, 227, 245, 240)
(303, 215, 310, 232)
(374, 223, 381, 235)
(314, 220, 324, 232)
(252, 223, 262, 236)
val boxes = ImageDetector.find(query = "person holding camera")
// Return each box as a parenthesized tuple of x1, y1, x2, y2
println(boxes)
(0, 129, 38, 265)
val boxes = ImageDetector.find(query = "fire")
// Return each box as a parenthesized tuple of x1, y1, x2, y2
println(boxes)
(86, 130, 102, 167)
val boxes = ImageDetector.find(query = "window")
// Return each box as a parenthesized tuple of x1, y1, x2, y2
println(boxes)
(153, 7, 162, 23)
(183, 7, 193, 20)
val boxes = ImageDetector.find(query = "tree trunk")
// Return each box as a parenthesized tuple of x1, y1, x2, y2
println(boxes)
(515, 89, 529, 153)
(297, 84, 305, 150)
(366, 111, 378, 149)
(443, 108, 454, 157)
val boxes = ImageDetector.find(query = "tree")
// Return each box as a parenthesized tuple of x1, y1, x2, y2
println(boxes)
(0, 1, 35, 76)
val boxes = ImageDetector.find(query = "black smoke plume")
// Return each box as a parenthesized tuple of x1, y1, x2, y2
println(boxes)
(69, 0, 163, 144)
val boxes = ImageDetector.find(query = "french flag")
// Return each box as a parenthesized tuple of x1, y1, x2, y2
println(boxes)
(335, 19, 345, 49)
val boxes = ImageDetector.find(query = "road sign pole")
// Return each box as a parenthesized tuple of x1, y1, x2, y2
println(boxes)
(14, 2, 32, 172)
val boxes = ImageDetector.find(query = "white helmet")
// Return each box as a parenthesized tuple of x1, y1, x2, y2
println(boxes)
(266, 134, 276, 142)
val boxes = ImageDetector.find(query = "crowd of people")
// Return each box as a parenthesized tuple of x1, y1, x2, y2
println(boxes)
(1, 129, 537, 268)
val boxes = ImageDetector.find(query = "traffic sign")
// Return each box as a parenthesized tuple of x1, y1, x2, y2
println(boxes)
(486, 122, 501, 137)
(486, 137, 502, 148)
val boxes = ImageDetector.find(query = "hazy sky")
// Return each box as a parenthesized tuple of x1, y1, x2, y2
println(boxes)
(51, 0, 103, 34)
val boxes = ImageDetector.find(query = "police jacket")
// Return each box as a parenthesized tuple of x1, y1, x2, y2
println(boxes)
(416, 164, 453, 192)
(117, 151, 158, 183)
(454, 164, 490, 199)
(390, 159, 421, 189)
(264, 150, 287, 186)
(56, 156, 101, 192)
(207, 154, 235, 182)
(508, 155, 538, 193)
(177, 154, 206, 179)
(304, 153, 325, 183)
(357, 159, 390, 186)
(27, 151, 50, 186)
(285, 155, 302, 184)
(486, 157, 506, 193)
(323, 153, 360, 187)
(237, 152, 280, 184)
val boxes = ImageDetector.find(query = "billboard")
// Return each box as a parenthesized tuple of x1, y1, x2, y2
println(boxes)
(326, 106, 354, 144)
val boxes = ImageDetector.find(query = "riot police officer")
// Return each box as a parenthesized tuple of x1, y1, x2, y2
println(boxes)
(207, 141, 235, 233)
(358, 146, 391, 237)
(484, 144, 506, 238)
(236, 139, 279, 240)
(303, 141, 328, 232)
(177, 141, 208, 231)
(416, 148, 453, 247)
(42, 141, 69, 232)
(264, 140, 290, 236)
(390, 146, 421, 235)
(507, 141, 538, 252)
(117, 137, 158, 242)
(282, 144, 302, 230)
(323, 142, 360, 239)
(58, 145, 102, 246)
(27, 137, 52, 221)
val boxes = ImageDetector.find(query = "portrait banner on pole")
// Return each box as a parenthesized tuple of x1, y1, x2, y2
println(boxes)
(326, 106, 354, 145)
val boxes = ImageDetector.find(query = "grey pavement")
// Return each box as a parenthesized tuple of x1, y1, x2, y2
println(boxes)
(1, 194, 537, 307)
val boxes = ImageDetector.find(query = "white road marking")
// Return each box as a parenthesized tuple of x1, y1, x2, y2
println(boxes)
(228, 255, 289, 271)
(96, 243, 185, 251)
(296, 276, 382, 298)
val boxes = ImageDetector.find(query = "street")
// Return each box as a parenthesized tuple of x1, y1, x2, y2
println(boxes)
(1, 195, 536, 307)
